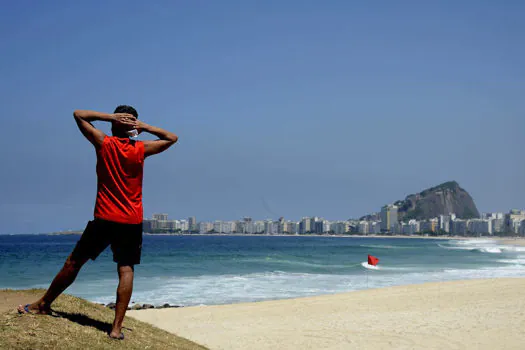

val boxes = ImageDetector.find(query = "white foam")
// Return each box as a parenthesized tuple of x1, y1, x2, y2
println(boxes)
(359, 244, 411, 250)
(498, 258, 525, 265)
(480, 247, 502, 253)
(438, 240, 518, 254)
(242, 257, 351, 269)
(63, 238, 525, 306)
(361, 262, 380, 270)
(83, 261, 525, 307)
(454, 239, 494, 246)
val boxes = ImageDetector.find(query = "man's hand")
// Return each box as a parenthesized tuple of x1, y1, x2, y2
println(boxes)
(131, 119, 150, 134)
(112, 113, 137, 129)
(133, 120, 178, 158)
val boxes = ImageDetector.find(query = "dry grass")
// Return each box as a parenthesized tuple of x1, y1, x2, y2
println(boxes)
(0, 289, 207, 350)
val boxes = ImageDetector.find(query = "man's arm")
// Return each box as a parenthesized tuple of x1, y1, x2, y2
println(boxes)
(136, 121, 178, 158)
(73, 110, 135, 148)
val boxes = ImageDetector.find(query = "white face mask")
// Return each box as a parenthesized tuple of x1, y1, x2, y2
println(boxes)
(126, 129, 139, 139)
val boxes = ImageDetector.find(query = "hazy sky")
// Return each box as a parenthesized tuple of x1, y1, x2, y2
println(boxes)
(1, 1, 524, 234)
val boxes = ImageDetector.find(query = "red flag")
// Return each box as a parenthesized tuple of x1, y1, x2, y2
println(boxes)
(368, 255, 379, 266)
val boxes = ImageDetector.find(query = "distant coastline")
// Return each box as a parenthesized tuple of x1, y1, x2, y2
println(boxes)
(49, 230, 83, 235)
(48, 230, 523, 241)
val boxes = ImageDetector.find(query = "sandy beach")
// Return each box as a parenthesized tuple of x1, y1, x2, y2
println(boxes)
(129, 278, 525, 350)
(497, 237, 525, 247)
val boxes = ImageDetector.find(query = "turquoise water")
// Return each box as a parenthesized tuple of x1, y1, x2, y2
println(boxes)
(1, 235, 524, 306)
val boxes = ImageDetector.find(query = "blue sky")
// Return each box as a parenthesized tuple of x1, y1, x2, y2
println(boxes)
(0, 1, 524, 233)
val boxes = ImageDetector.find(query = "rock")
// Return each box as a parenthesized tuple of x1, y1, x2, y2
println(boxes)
(397, 181, 480, 221)
(142, 304, 155, 309)
(131, 304, 143, 310)
(162, 303, 171, 308)
(106, 302, 116, 310)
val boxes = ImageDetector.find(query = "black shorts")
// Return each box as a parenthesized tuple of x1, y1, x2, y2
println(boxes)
(71, 219, 143, 265)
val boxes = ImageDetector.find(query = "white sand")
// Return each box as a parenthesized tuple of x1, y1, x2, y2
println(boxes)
(129, 278, 525, 350)
(497, 238, 525, 247)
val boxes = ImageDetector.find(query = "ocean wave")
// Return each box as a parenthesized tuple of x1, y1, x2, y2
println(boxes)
(358, 244, 414, 250)
(437, 240, 519, 254)
(498, 258, 525, 265)
(453, 239, 495, 246)
(87, 263, 525, 307)
(7, 236, 525, 309)
(236, 257, 359, 270)
(438, 244, 501, 253)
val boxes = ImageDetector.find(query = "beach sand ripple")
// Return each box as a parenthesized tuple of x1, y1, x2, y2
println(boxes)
(129, 278, 525, 350)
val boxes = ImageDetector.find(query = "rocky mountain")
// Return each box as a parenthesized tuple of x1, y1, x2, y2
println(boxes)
(393, 181, 480, 221)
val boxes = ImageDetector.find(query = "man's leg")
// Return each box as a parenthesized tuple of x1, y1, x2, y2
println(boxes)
(110, 264, 134, 339)
(18, 253, 89, 314)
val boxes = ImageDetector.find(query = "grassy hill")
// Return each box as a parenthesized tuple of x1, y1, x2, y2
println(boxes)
(0, 289, 207, 350)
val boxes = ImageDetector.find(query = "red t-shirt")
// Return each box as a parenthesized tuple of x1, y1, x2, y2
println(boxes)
(94, 136, 144, 224)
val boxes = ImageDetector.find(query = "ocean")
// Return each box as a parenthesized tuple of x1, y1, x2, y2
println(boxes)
(1, 235, 524, 306)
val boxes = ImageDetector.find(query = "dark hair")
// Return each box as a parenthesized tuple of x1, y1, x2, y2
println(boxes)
(114, 105, 138, 118)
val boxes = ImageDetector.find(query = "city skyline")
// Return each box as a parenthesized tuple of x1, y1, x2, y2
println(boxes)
(142, 180, 516, 226)
(143, 207, 525, 236)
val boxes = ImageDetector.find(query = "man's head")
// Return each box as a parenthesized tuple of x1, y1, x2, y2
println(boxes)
(112, 105, 138, 136)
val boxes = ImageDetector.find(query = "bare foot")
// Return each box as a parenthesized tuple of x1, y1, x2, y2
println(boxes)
(17, 302, 51, 315)
(109, 331, 124, 340)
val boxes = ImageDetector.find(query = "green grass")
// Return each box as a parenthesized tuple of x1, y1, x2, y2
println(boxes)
(0, 289, 208, 350)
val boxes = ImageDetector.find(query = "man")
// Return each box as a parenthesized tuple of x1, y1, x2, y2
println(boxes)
(18, 105, 178, 340)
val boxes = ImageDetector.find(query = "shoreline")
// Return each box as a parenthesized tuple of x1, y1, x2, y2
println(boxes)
(496, 237, 525, 247)
(142, 233, 500, 240)
(41, 231, 525, 242)
(121, 237, 525, 309)
(129, 278, 525, 349)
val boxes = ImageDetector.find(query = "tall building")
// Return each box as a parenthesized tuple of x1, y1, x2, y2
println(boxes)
(380, 205, 398, 232)
(358, 221, 370, 234)
(520, 221, 525, 236)
(180, 219, 189, 231)
(143, 219, 157, 232)
(288, 222, 299, 234)
(188, 216, 197, 232)
(491, 218, 505, 233)
(331, 221, 350, 234)
(213, 220, 223, 233)
(468, 219, 492, 235)
(231, 221, 240, 233)
(156, 220, 170, 230)
(314, 220, 324, 234)
(310, 217, 320, 233)
(451, 219, 467, 235)
(264, 220, 275, 234)
(439, 215, 451, 233)
(245, 221, 255, 234)
(370, 222, 381, 234)
(199, 222, 213, 233)
(420, 220, 433, 233)
(153, 213, 168, 221)
(299, 217, 311, 234)
(483, 212, 504, 220)
(254, 221, 265, 233)
(322, 220, 330, 233)
(505, 210, 525, 233)
(279, 221, 288, 234)
(403, 220, 420, 234)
